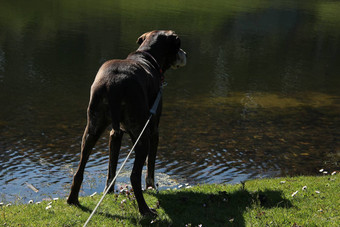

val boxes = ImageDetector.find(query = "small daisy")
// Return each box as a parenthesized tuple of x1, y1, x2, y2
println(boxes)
(291, 191, 298, 197)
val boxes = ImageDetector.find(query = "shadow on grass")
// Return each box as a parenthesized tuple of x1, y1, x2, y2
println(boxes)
(77, 203, 129, 222)
(154, 188, 292, 226)
(76, 188, 292, 226)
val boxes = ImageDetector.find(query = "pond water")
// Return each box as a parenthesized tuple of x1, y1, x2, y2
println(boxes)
(0, 0, 339, 203)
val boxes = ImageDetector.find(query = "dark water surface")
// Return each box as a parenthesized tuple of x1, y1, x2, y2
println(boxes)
(0, 0, 339, 202)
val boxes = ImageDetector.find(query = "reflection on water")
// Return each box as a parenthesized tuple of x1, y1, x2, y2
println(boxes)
(161, 92, 339, 183)
(0, 0, 339, 202)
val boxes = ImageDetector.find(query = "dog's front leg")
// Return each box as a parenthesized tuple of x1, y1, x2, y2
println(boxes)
(130, 132, 157, 216)
(104, 129, 123, 193)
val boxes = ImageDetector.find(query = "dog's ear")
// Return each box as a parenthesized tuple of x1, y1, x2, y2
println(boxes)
(136, 35, 145, 45)
(137, 33, 148, 45)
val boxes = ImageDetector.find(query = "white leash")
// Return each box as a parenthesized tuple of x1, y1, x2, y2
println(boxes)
(83, 87, 163, 227)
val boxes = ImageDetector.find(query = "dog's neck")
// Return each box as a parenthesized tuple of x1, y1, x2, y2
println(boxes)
(131, 51, 165, 85)
(135, 51, 164, 75)
(139, 51, 162, 74)
(136, 46, 170, 72)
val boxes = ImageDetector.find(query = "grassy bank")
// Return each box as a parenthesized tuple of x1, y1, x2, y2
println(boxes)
(1, 175, 338, 226)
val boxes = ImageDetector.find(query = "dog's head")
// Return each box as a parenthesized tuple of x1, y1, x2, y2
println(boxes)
(137, 30, 187, 70)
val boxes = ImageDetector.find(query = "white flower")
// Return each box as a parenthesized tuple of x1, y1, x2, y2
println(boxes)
(53, 198, 59, 201)
(315, 191, 320, 194)
(46, 205, 52, 210)
(28, 200, 33, 204)
(331, 171, 337, 175)
(302, 186, 307, 190)
(291, 191, 298, 197)
(280, 181, 286, 184)
(319, 169, 324, 172)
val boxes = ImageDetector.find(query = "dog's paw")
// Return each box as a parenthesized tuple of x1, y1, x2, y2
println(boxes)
(145, 178, 155, 189)
(67, 197, 80, 206)
(141, 207, 158, 217)
(104, 186, 115, 194)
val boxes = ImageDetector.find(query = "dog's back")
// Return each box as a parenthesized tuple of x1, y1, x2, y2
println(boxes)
(88, 55, 160, 134)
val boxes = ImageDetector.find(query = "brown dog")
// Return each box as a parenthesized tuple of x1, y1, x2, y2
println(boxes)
(67, 30, 186, 216)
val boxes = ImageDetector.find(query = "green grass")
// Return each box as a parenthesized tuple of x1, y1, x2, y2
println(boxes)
(1, 175, 338, 226)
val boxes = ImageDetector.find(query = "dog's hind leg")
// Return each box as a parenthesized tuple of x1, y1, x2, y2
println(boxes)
(104, 87, 124, 193)
(104, 128, 123, 193)
(146, 105, 161, 189)
(146, 129, 159, 189)
(67, 94, 109, 205)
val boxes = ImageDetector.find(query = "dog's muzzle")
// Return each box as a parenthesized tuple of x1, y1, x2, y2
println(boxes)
(172, 49, 187, 69)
